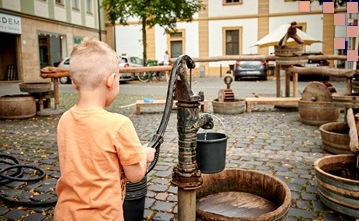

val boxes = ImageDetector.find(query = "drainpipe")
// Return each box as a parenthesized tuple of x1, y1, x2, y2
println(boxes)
(97, 0, 102, 41)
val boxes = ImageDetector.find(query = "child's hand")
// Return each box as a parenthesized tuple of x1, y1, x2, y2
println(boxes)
(145, 147, 156, 163)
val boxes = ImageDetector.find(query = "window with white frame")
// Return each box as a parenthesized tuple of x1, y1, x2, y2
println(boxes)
(72, 0, 79, 10)
(86, 0, 92, 13)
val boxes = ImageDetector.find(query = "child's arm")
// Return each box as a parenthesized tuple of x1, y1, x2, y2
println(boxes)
(123, 146, 156, 183)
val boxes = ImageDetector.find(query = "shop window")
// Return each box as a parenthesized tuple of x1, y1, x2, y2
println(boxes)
(38, 32, 66, 68)
(223, 27, 242, 55)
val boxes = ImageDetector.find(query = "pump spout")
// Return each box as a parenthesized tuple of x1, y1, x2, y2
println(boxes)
(194, 114, 214, 130)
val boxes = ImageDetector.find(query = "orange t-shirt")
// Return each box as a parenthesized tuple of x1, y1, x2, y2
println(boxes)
(54, 106, 146, 221)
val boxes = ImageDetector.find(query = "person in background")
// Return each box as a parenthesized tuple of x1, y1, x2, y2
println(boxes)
(164, 50, 170, 82)
(54, 37, 156, 221)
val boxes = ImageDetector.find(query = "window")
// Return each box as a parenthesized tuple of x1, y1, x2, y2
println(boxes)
(223, 0, 242, 5)
(56, 0, 64, 5)
(86, 0, 92, 13)
(168, 30, 185, 58)
(72, 0, 79, 10)
(223, 27, 242, 55)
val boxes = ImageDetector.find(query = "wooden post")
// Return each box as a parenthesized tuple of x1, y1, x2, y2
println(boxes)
(276, 65, 281, 97)
(53, 78, 60, 109)
(293, 71, 298, 97)
(285, 69, 290, 97)
(346, 78, 352, 95)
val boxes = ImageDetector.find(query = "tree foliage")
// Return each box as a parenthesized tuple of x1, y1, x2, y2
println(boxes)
(102, 0, 205, 63)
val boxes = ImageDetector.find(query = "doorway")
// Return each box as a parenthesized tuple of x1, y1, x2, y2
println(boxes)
(0, 32, 18, 81)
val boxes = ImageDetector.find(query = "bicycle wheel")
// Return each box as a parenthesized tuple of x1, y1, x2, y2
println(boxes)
(137, 72, 151, 82)
(155, 71, 166, 81)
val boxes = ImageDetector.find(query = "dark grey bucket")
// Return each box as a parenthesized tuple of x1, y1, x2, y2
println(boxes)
(123, 176, 147, 221)
(197, 132, 228, 174)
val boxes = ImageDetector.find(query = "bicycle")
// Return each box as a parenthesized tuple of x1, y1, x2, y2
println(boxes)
(137, 71, 166, 82)
(137, 61, 167, 82)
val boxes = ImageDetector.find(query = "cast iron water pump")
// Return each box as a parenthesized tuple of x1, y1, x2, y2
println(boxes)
(124, 55, 213, 221)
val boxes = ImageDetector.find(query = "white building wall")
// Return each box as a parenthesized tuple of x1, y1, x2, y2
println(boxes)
(154, 25, 167, 61)
(115, 24, 143, 58)
(34, 1, 49, 18)
(54, 5, 67, 22)
(208, 0, 258, 16)
(2, 0, 20, 11)
(71, 11, 82, 26)
(85, 14, 95, 28)
(269, 0, 322, 13)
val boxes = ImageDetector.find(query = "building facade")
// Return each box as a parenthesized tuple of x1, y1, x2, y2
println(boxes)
(0, 0, 106, 83)
(110, 0, 349, 77)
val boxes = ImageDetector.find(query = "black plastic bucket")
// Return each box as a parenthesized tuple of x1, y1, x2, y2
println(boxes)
(197, 132, 228, 174)
(123, 176, 147, 221)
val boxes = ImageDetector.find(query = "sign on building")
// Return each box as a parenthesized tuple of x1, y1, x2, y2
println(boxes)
(0, 13, 22, 34)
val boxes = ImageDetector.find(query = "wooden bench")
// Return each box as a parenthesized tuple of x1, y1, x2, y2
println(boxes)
(245, 97, 300, 113)
(135, 99, 208, 115)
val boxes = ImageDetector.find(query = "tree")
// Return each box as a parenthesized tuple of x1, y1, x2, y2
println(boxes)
(102, 0, 205, 65)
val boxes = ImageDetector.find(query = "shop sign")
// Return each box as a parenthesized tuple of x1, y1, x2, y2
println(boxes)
(0, 13, 21, 34)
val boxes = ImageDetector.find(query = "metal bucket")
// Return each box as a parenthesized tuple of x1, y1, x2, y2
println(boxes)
(197, 132, 228, 174)
(123, 176, 147, 221)
(314, 154, 359, 218)
(196, 169, 291, 220)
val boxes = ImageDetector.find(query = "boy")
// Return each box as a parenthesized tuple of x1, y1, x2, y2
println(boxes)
(54, 38, 155, 221)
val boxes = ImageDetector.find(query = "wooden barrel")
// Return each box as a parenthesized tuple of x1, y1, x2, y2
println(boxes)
(196, 169, 291, 221)
(274, 45, 303, 57)
(314, 154, 359, 219)
(319, 122, 351, 154)
(212, 98, 245, 115)
(352, 80, 359, 93)
(298, 100, 340, 126)
(19, 82, 51, 93)
(332, 93, 359, 109)
(0, 95, 36, 119)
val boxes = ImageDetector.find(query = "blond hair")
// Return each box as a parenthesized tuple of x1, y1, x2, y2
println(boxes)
(69, 38, 119, 90)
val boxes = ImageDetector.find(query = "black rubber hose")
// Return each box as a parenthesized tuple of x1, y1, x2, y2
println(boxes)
(0, 154, 23, 184)
(147, 55, 195, 173)
(0, 153, 56, 206)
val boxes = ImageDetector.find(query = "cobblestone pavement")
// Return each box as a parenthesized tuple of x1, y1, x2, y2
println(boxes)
(0, 78, 357, 220)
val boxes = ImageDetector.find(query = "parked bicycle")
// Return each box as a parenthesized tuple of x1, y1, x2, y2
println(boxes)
(137, 60, 166, 82)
